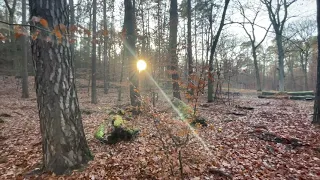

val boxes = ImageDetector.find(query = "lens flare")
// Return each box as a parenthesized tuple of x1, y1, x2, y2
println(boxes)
(137, 60, 147, 72)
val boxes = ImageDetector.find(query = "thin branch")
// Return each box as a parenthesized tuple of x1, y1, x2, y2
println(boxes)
(256, 24, 272, 48)
(0, 20, 50, 33)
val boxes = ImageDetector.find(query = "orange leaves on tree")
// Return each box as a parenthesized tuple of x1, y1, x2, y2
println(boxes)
(59, 24, 67, 33)
(32, 30, 40, 40)
(39, 18, 48, 28)
(69, 25, 78, 33)
(14, 26, 24, 39)
(103, 29, 108, 36)
(53, 26, 62, 43)
(0, 33, 6, 41)
(84, 29, 91, 36)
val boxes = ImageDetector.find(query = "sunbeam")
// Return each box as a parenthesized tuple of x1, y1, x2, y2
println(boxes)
(145, 72, 212, 155)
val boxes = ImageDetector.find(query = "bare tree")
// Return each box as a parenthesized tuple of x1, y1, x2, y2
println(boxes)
(207, 0, 230, 102)
(187, 0, 193, 95)
(103, 0, 109, 94)
(4, 0, 18, 75)
(287, 18, 317, 90)
(91, 0, 97, 104)
(237, 1, 271, 91)
(261, 0, 297, 92)
(169, 0, 181, 99)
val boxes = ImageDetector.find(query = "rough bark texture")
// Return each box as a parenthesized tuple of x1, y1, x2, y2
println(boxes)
(169, 0, 181, 99)
(69, 0, 76, 77)
(124, 0, 141, 113)
(91, 0, 97, 104)
(21, 0, 29, 98)
(207, 0, 230, 102)
(312, 0, 320, 124)
(29, 0, 93, 174)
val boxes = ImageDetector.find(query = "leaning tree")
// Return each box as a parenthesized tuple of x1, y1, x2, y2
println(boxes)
(29, 0, 92, 175)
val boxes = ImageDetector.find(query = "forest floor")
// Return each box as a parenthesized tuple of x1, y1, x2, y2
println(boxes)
(0, 77, 320, 180)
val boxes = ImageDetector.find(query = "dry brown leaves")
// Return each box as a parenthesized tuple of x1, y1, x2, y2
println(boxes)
(0, 78, 319, 179)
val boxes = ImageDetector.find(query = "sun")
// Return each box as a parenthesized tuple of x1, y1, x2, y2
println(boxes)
(137, 59, 147, 72)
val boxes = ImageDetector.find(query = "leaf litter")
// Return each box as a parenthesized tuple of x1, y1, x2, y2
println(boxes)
(0, 78, 319, 179)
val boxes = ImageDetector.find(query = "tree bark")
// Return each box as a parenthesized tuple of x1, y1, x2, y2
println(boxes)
(169, 0, 181, 99)
(275, 35, 285, 91)
(69, 0, 76, 77)
(252, 47, 262, 91)
(91, 0, 97, 104)
(29, 0, 93, 174)
(125, 0, 141, 113)
(21, 0, 29, 98)
(103, 0, 109, 94)
(187, 0, 193, 95)
(312, 0, 320, 124)
(207, 0, 230, 102)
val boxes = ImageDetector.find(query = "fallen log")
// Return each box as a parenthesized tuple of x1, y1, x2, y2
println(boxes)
(258, 95, 289, 100)
(289, 96, 314, 100)
(287, 91, 314, 96)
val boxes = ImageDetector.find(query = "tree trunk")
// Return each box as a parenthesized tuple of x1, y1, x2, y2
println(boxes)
(207, 0, 230, 102)
(275, 34, 285, 91)
(288, 56, 296, 91)
(69, 0, 76, 77)
(187, 0, 193, 95)
(252, 46, 262, 91)
(125, 0, 141, 113)
(29, 0, 93, 174)
(312, 0, 320, 124)
(103, 0, 109, 94)
(91, 0, 97, 104)
(169, 0, 181, 99)
(21, 0, 29, 98)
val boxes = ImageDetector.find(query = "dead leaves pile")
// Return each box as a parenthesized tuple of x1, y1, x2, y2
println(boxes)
(0, 79, 319, 179)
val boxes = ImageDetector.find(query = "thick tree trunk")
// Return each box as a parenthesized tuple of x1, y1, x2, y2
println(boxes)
(125, 0, 141, 113)
(91, 0, 97, 104)
(69, 0, 76, 77)
(21, 0, 29, 98)
(169, 0, 181, 99)
(312, 0, 320, 124)
(29, 0, 93, 174)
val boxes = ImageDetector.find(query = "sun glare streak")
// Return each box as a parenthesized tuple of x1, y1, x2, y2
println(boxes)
(146, 72, 212, 155)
